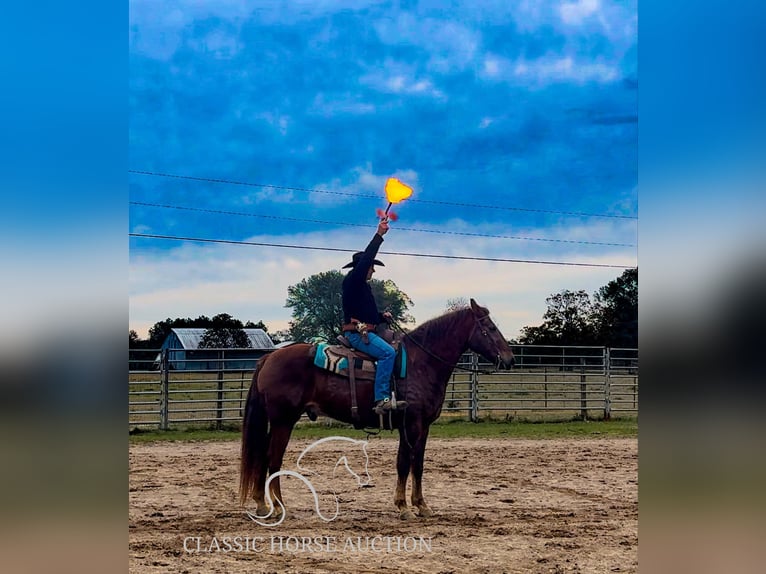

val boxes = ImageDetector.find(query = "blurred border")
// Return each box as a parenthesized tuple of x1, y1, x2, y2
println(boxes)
(640, 1, 766, 572)
(0, 2, 127, 573)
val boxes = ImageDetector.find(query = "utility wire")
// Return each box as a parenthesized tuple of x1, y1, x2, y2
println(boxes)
(129, 170, 638, 220)
(129, 232, 635, 269)
(130, 201, 636, 247)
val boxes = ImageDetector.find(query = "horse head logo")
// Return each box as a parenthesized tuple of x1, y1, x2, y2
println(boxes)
(244, 436, 371, 527)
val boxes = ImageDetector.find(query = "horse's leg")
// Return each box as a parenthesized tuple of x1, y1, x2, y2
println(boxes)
(252, 428, 270, 515)
(395, 432, 416, 520)
(266, 423, 294, 517)
(410, 426, 433, 518)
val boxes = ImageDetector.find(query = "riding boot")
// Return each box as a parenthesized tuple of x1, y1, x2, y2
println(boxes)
(374, 397, 408, 415)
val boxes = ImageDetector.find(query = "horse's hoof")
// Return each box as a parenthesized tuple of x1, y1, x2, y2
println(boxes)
(399, 509, 416, 521)
(417, 507, 433, 518)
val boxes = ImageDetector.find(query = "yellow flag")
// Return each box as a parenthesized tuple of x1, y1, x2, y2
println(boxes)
(384, 177, 413, 204)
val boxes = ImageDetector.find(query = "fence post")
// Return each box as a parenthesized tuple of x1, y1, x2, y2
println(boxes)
(633, 354, 638, 410)
(239, 369, 246, 418)
(633, 375, 638, 411)
(603, 347, 612, 421)
(470, 353, 479, 422)
(580, 356, 588, 421)
(159, 349, 169, 431)
(216, 349, 225, 430)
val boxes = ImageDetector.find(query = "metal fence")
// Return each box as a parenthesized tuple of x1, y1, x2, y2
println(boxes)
(442, 346, 638, 421)
(129, 345, 638, 429)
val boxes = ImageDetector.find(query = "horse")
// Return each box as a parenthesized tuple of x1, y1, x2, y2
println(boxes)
(246, 436, 372, 526)
(239, 298, 515, 520)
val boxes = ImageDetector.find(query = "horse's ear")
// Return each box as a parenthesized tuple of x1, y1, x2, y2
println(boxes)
(470, 298, 480, 313)
(470, 298, 489, 316)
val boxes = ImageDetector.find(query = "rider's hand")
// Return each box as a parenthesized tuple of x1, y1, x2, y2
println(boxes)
(377, 220, 389, 236)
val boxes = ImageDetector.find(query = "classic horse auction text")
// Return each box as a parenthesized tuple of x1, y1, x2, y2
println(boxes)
(183, 534, 433, 554)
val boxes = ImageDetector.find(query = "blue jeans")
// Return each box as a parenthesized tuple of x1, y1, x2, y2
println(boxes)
(344, 331, 396, 402)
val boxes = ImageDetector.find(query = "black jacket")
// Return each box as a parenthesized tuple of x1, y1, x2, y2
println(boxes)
(342, 233, 385, 325)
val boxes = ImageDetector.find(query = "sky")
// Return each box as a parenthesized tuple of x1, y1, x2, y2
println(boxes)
(129, 0, 638, 341)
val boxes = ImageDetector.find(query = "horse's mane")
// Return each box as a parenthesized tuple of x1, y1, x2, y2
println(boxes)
(405, 307, 471, 342)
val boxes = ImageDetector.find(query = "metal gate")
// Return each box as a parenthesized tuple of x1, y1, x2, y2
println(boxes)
(129, 345, 638, 429)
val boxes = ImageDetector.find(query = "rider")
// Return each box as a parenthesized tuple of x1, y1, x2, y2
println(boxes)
(341, 219, 407, 415)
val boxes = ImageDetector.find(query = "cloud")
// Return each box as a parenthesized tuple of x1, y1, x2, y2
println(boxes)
(481, 54, 618, 86)
(310, 93, 377, 117)
(359, 64, 446, 100)
(131, 223, 152, 235)
(559, 0, 601, 26)
(129, 1, 254, 61)
(130, 221, 636, 340)
(483, 57, 502, 77)
(373, 14, 480, 74)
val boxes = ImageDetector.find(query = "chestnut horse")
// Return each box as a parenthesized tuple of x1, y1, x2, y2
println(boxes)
(239, 298, 515, 520)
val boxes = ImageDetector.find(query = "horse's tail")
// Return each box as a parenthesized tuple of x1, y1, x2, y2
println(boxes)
(239, 353, 271, 506)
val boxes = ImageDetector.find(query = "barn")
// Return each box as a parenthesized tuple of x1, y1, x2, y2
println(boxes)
(158, 328, 275, 370)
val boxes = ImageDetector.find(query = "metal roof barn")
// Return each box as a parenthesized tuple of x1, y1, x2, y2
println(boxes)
(160, 328, 275, 371)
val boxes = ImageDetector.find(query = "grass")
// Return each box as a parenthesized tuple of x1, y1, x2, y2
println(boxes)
(129, 416, 637, 443)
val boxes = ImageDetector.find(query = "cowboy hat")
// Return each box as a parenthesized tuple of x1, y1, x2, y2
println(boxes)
(342, 251, 385, 269)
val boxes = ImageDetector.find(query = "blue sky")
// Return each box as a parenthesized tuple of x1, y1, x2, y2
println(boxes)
(129, 0, 638, 340)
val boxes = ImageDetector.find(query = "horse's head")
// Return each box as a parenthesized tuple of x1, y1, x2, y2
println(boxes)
(467, 299, 515, 369)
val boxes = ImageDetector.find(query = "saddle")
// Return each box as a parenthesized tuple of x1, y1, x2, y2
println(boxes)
(310, 328, 406, 427)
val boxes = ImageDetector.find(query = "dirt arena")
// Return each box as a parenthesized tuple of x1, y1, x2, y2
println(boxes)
(129, 436, 637, 573)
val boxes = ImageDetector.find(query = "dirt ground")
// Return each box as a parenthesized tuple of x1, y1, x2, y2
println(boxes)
(129, 436, 637, 573)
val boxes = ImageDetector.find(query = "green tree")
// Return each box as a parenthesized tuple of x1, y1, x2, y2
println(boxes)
(519, 290, 597, 345)
(593, 268, 638, 347)
(518, 269, 638, 347)
(146, 315, 212, 348)
(372, 279, 415, 326)
(198, 313, 252, 348)
(147, 318, 177, 348)
(144, 313, 275, 348)
(129, 329, 153, 369)
(285, 270, 414, 342)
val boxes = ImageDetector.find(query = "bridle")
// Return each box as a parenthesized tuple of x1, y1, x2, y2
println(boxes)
(467, 312, 506, 372)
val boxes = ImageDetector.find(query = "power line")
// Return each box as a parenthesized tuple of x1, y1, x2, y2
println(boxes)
(130, 201, 636, 247)
(129, 170, 638, 220)
(129, 232, 635, 269)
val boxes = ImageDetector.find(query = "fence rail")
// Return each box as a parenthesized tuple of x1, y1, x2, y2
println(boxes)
(129, 345, 637, 429)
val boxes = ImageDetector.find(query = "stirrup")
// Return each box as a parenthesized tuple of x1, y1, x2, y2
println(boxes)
(373, 399, 392, 415)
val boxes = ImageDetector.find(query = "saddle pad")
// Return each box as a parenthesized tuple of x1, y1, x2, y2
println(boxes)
(313, 342, 407, 379)
(396, 344, 407, 379)
(313, 343, 376, 378)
